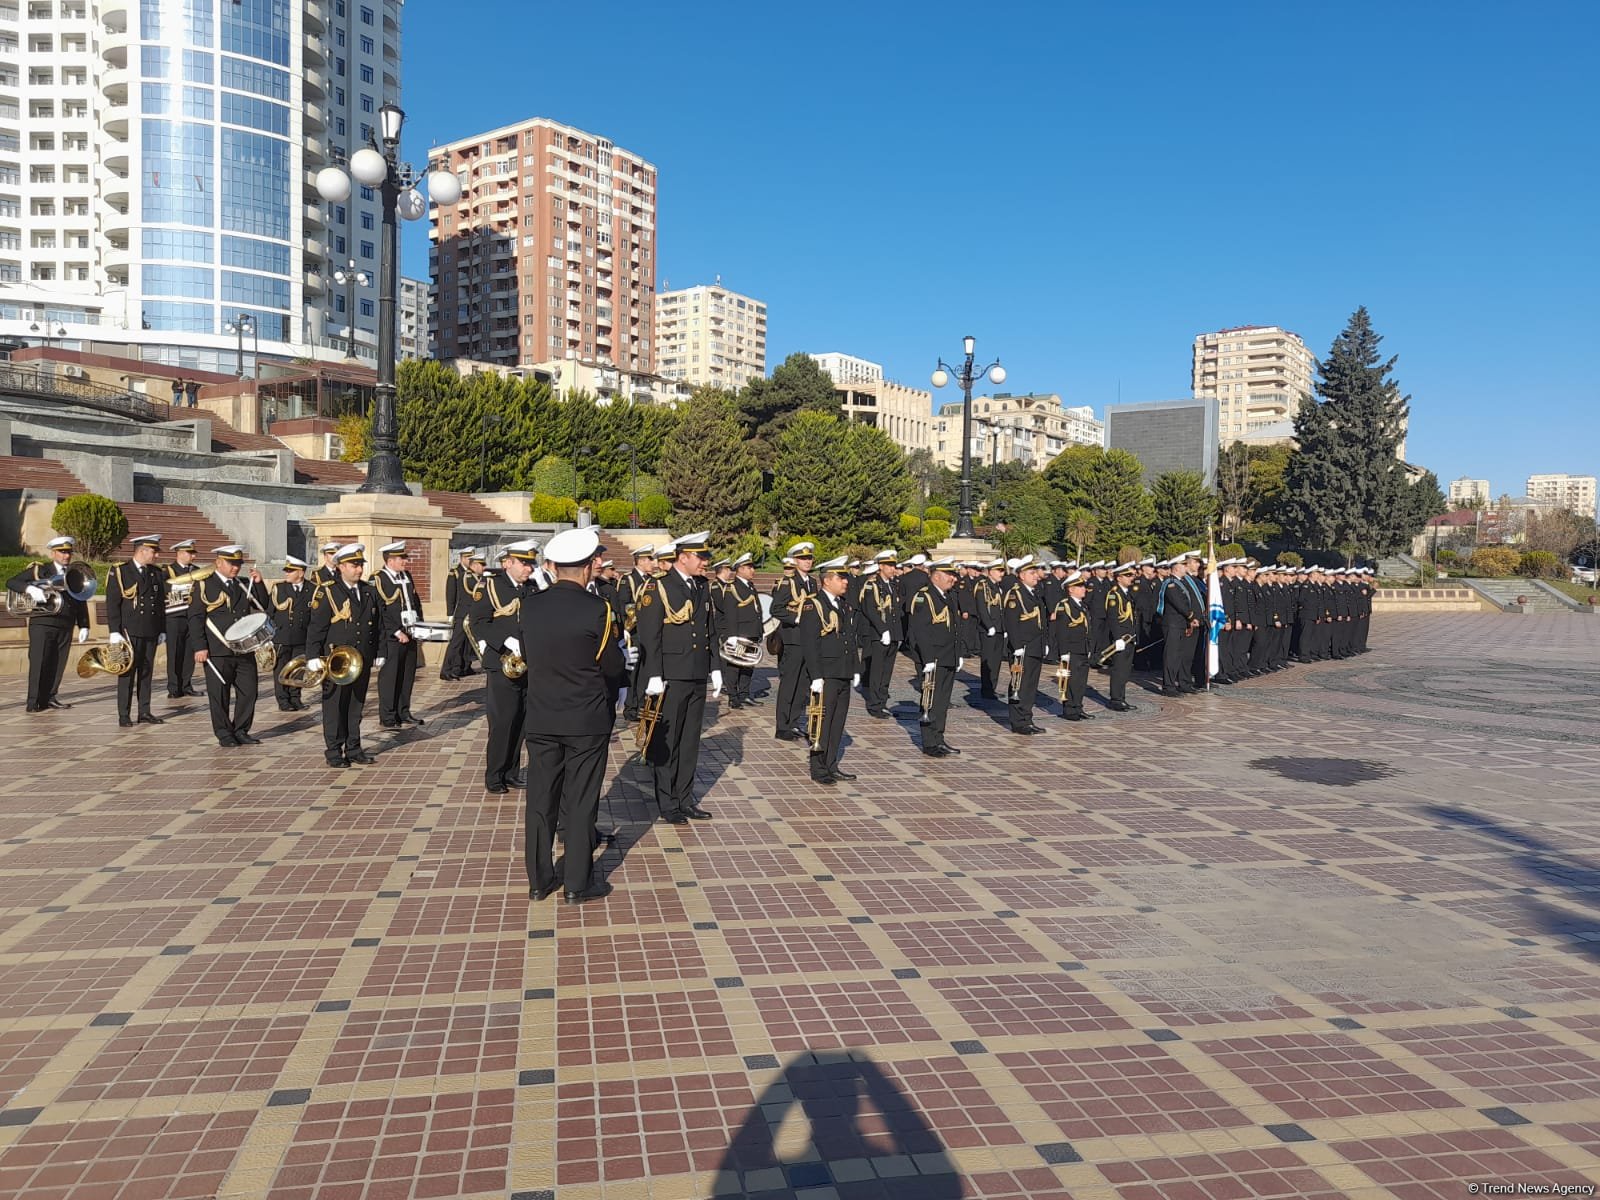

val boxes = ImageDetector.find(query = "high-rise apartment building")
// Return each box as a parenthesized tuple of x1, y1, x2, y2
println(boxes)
(1449, 477, 1490, 507)
(655, 280, 766, 391)
(835, 377, 935, 456)
(1193, 325, 1316, 444)
(933, 392, 1104, 471)
(426, 118, 656, 370)
(810, 352, 883, 387)
(1526, 473, 1597, 519)
(396, 275, 430, 359)
(0, 0, 402, 372)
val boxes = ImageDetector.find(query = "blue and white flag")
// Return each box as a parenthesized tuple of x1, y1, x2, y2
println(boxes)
(1206, 534, 1224, 680)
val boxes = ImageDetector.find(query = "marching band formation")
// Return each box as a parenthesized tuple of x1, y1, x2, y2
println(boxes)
(7, 531, 1376, 905)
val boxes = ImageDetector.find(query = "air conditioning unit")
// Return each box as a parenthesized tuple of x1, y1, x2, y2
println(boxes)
(323, 433, 345, 459)
(63, 364, 88, 379)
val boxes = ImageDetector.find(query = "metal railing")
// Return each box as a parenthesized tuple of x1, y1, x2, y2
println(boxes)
(0, 360, 159, 421)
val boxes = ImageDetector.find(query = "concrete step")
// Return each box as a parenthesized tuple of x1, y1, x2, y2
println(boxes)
(0, 454, 87, 496)
(1466, 578, 1572, 612)
(111, 502, 233, 559)
(423, 490, 501, 524)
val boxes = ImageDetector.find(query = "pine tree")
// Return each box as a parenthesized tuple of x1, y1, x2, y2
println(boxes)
(1086, 449, 1155, 553)
(737, 353, 841, 462)
(1149, 470, 1218, 546)
(657, 388, 761, 543)
(845, 422, 916, 547)
(767, 410, 863, 541)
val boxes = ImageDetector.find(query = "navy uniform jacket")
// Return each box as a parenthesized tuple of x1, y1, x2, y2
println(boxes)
(106, 560, 166, 639)
(1003, 583, 1049, 658)
(371, 568, 421, 642)
(799, 593, 859, 681)
(1049, 595, 1091, 658)
(908, 585, 963, 668)
(770, 571, 816, 648)
(856, 575, 903, 646)
(1159, 576, 1199, 632)
(716, 576, 764, 643)
(7, 560, 91, 633)
(304, 576, 382, 665)
(635, 568, 714, 682)
(1103, 585, 1139, 642)
(518, 580, 625, 737)
(187, 574, 271, 657)
(468, 572, 526, 672)
(268, 579, 313, 642)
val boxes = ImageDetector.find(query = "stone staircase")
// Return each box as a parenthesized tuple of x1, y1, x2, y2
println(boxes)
(424, 490, 500, 524)
(0, 454, 86, 497)
(111, 502, 233, 559)
(1463, 577, 1573, 613)
(1376, 553, 1421, 579)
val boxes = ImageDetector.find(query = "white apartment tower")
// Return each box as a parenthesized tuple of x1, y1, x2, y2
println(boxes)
(0, 0, 402, 371)
(655, 280, 766, 391)
(810, 351, 883, 387)
(1449, 477, 1490, 507)
(1192, 325, 1317, 443)
(1525, 473, 1597, 520)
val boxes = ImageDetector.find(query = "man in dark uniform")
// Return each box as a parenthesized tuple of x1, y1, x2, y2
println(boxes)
(471, 539, 537, 795)
(770, 541, 816, 741)
(372, 541, 424, 728)
(897, 553, 930, 677)
(1042, 561, 1067, 615)
(519, 527, 625, 903)
(440, 546, 481, 681)
(1003, 557, 1049, 735)
(1157, 557, 1201, 696)
(715, 552, 764, 708)
(1102, 561, 1140, 711)
(106, 533, 167, 727)
(8, 535, 91, 712)
(1049, 569, 1094, 721)
(618, 545, 656, 724)
(304, 543, 381, 767)
(188, 545, 270, 747)
(269, 555, 314, 711)
(800, 556, 859, 785)
(856, 552, 902, 719)
(975, 559, 1007, 699)
(163, 538, 204, 697)
(1133, 558, 1160, 672)
(313, 541, 340, 587)
(636, 532, 719, 824)
(908, 557, 964, 756)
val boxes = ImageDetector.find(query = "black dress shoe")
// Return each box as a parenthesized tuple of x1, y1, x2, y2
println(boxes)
(1107, 701, 1135, 713)
(1012, 727, 1037, 736)
(485, 783, 509, 795)
(439, 673, 459, 682)
(866, 709, 891, 719)
(564, 881, 613, 905)
(46, 699, 71, 710)
(775, 730, 803, 742)
(686, 806, 713, 820)
(380, 721, 402, 730)
(830, 769, 857, 782)
(663, 813, 689, 825)
(349, 751, 377, 764)
(183, 687, 202, 697)
(507, 773, 526, 788)
(236, 733, 262, 744)
(218, 738, 239, 748)
(138, 713, 164, 725)
(943, 744, 962, 754)
(325, 757, 348, 769)
(403, 715, 425, 726)
(922, 745, 950, 758)
(119, 717, 134, 728)
(1067, 712, 1095, 721)
(25, 705, 42, 713)
(811, 774, 837, 786)
(529, 882, 559, 901)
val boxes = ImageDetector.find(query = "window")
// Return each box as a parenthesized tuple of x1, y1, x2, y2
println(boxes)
(335, 56, 345, 76)
(359, 240, 374, 259)
(144, 265, 213, 298)
(360, 211, 373, 230)
(223, 271, 289, 310)
(358, 298, 373, 317)
(334, 235, 346, 254)
(334, 86, 345, 106)
(334, 116, 345, 136)
(221, 93, 288, 135)
(141, 301, 212, 333)
(360, 93, 373, 112)
(334, 26, 345, 46)
(220, 56, 288, 100)
(219, 128, 289, 240)
(139, 45, 170, 78)
(360, 4, 373, 22)
(142, 229, 214, 262)
(222, 235, 289, 275)
(359, 123, 372, 143)
(359, 64, 373, 83)
(333, 204, 346, 224)
(360, 35, 373, 54)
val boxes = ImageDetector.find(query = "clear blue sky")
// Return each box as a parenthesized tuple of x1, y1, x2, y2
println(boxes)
(397, 0, 1598, 496)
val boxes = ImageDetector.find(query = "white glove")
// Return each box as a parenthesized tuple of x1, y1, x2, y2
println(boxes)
(108, 632, 125, 645)
(624, 646, 639, 667)
(880, 630, 891, 645)
(1012, 650, 1024, 662)
(1114, 638, 1127, 652)
(956, 658, 965, 673)
(645, 676, 664, 696)
(77, 625, 89, 643)
(158, 633, 166, 646)
(375, 657, 386, 669)
(1060, 654, 1070, 664)
(25, 585, 46, 603)
(710, 669, 723, 698)
(987, 626, 996, 636)
(306, 657, 325, 673)
(476, 640, 488, 655)
(851, 673, 860, 687)
(922, 662, 936, 676)
(810, 678, 824, 694)
(504, 637, 521, 657)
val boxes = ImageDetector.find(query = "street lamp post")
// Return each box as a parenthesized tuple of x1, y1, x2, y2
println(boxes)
(932, 335, 1006, 539)
(224, 313, 254, 378)
(332, 259, 371, 360)
(479, 412, 502, 492)
(315, 103, 462, 495)
(616, 441, 640, 526)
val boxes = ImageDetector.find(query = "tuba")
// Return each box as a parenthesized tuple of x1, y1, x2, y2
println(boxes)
(719, 635, 762, 668)
(7, 560, 97, 617)
(77, 640, 134, 678)
(277, 645, 363, 689)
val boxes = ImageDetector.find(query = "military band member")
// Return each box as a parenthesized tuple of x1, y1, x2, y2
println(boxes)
(1102, 561, 1140, 712)
(1157, 556, 1201, 696)
(187, 545, 270, 747)
(595, 559, 619, 606)
(771, 541, 816, 741)
(715, 552, 764, 708)
(1133, 558, 1161, 672)
(976, 559, 1007, 699)
(1049, 569, 1093, 721)
(908, 557, 965, 757)
(800, 557, 859, 784)
(636, 532, 719, 824)
(164, 538, 204, 697)
(856, 551, 902, 719)
(472, 539, 537, 794)
(313, 541, 340, 586)
(372, 541, 424, 728)
(618, 545, 656, 723)
(8, 535, 91, 712)
(440, 546, 482, 681)
(1003, 556, 1049, 735)
(519, 528, 626, 904)
(898, 553, 931, 675)
(106, 534, 166, 727)
(269, 555, 314, 711)
(304, 543, 381, 767)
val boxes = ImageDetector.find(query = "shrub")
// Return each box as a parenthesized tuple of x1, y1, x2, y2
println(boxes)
(923, 504, 951, 523)
(726, 532, 769, 567)
(898, 513, 922, 536)
(528, 493, 577, 523)
(1469, 546, 1520, 578)
(920, 519, 951, 548)
(1165, 541, 1191, 557)
(1274, 551, 1304, 568)
(51, 494, 127, 560)
(595, 499, 632, 528)
(1517, 550, 1560, 578)
(1219, 542, 1246, 559)
(1435, 548, 1458, 565)
(639, 493, 672, 527)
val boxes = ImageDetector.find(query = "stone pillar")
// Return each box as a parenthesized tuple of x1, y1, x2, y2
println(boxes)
(310, 492, 458, 618)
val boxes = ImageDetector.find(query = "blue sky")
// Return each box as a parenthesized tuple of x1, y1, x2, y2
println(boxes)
(397, 0, 1598, 496)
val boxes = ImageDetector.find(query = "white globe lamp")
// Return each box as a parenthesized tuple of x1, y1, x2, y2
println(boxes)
(931, 368, 949, 389)
(426, 169, 461, 206)
(988, 364, 1007, 385)
(314, 166, 351, 203)
(349, 147, 388, 187)
(396, 188, 426, 221)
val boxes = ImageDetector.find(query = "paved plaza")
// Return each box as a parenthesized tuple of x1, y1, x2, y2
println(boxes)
(0, 612, 1597, 1199)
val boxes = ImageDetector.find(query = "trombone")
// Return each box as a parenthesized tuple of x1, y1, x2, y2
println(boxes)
(806, 686, 825, 751)
(632, 687, 664, 756)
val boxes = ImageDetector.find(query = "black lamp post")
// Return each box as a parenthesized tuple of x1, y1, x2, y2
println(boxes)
(479, 412, 501, 492)
(932, 335, 1006, 538)
(316, 103, 462, 495)
(617, 441, 640, 526)
(332, 258, 371, 360)
(224, 313, 254, 378)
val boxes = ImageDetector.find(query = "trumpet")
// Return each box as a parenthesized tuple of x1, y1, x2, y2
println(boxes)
(1055, 658, 1070, 703)
(920, 667, 935, 725)
(806, 686, 825, 751)
(76, 640, 134, 678)
(1096, 639, 1128, 667)
(277, 645, 363, 689)
(632, 687, 665, 755)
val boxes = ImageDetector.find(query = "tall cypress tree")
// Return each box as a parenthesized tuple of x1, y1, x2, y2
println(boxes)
(658, 388, 761, 542)
(1281, 307, 1428, 559)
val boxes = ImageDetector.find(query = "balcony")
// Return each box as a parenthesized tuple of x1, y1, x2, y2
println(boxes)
(100, 1, 127, 31)
(102, 143, 127, 172)
(304, 269, 324, 294)
(302, 36, 324, 66)
(304, 201, 326, 228)
(99, 23, 128, 65)
(101, 174, 128, 208)
(303, 101, 325, 131)
(99, 64, 128, 102)
(305, 236, 324, 259)
(101, 239, 129, 272)
(303, 0, 326, 34)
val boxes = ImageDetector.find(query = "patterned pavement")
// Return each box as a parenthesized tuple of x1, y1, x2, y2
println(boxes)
(0, 612, 1597, 1199)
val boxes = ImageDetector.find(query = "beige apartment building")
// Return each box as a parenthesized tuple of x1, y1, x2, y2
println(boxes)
(1193, 325, 1316, 444)
(835, 378, 936, 455)
(1526, 473, 1597, 519)
(933, 393, 1104, 471)
(427, 118, 657, 371)
(655, 282, 767, 391)
(1449, 477, 1491, 507)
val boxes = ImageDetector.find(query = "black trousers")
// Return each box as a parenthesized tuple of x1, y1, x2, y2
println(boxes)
(980, 635, 1004, 698)
(808, 678, 850, 778)
(1107, 644, 1133, 703)
(116, 635, 158, 719)
(1007, 656, 1042, 731)
(484, 669, 527, 788)
(647, 678, 705, 817)
(273, 640, 305, 709)
(1057, 655, 1089, 716)
(1191, 625, 1211, 685)
(203, 653, 258, 743)
(25, 621, 70, 709)
(321, 671, 371, 758)
(728, 663, 754, 702)
(776, 641, 806, 734)
(862, 642, 895, 712)
(440, 610, 476, 678)
(165, 611, 195, 696)
(378, 638, 420, 723)
(526, 731, 608, 895)
(623, 642, 645, 722)
(920, 663, 955, 749)
(1162, 625, 1192, 691)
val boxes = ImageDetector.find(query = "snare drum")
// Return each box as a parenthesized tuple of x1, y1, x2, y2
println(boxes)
(408, 620, 452, 643)
(223, 612, 277, 654)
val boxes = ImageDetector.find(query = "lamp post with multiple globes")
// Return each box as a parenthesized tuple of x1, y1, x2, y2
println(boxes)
(931, 335, 1006, 539)
(314, 103, 461, 495)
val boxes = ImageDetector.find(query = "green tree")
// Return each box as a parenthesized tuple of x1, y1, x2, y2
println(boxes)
(334, 410, 371, 464)
(844, 422, 916, 546)
(51, 494, 127, 559)
(1149, 470, 1218, 547)
(903, 447, 941, 507)
(767, 411, 861, 540)
(991, 474, 1060, 555)
(657, 388, 762, 542)
(737, 352, 840, 461)
(1050, 447, 1153, 554)
(1280, 307, 1432, 560)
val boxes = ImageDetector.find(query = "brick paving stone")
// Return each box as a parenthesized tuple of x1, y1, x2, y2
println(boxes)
(318, 1002, 520, 1084)
(60, 1015, 309, 1102)
(1196, 1032, 1462, 1120)
(1098, 1145, 1349, 1198)
(1382, 1020, 1600, 1104)
(0, 1110, 256, 1200)
(555, 988, 737, 1067)
(147, 947, 347, 1010)
(931, 972, 1133, 1036)
(1330, 1128, 1588, 1198)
